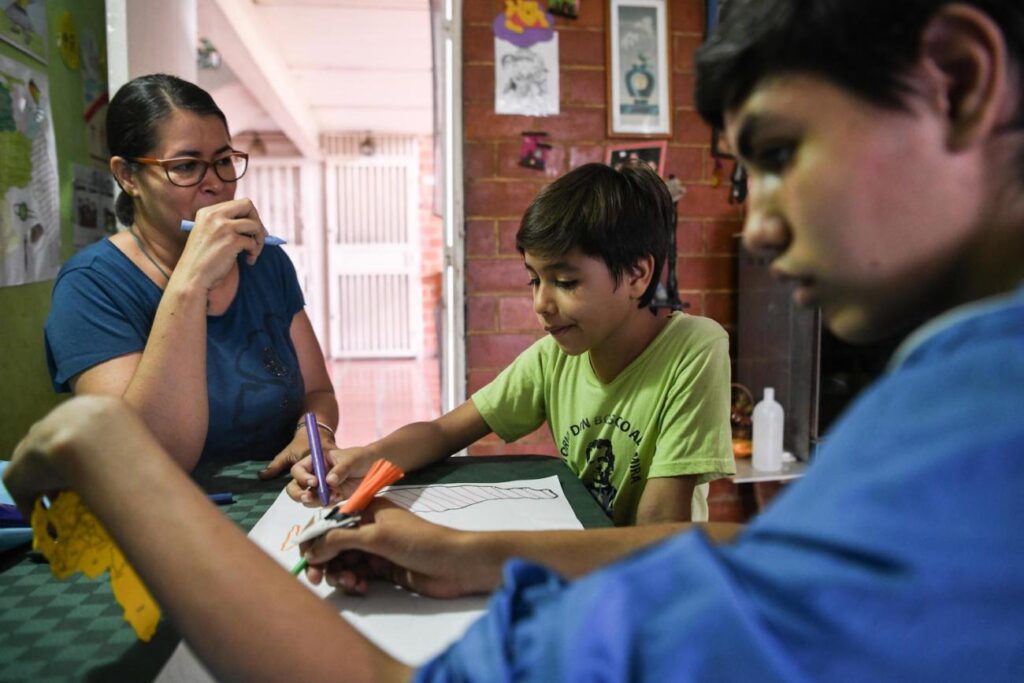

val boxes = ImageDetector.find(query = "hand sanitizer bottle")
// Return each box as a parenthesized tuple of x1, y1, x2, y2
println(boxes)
(752, 387, 784, 471)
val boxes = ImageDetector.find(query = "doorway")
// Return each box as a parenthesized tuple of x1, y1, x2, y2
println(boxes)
(185, 0, 458, 430)
(322, 133, 424, 359)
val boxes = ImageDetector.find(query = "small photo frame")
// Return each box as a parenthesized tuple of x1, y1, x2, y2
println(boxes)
(606, 141, 667, 176)
(606, 0, 672, 138)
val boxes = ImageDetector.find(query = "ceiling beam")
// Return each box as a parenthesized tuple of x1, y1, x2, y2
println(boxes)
(199, 0, 320, 159)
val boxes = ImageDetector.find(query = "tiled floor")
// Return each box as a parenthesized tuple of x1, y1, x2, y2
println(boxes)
(327, 357, 441, 447)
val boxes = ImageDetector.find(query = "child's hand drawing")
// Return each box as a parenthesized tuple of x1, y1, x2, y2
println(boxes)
(299, 503, 489, 599)
(286, 450, 367, 506)
(295, 481, 560, 598)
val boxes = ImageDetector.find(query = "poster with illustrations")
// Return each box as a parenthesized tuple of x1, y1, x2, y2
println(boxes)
(72, 164, 116, 251)
(0, 53, 60, 287)
(0, 0, 47, 64)
(80, 28, 109, 161)
(494, 1, 560, 117)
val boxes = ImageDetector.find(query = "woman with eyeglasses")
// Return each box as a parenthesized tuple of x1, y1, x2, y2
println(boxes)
(43, 73, 337, 477)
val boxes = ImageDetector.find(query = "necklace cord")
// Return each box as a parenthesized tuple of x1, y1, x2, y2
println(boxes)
(128, 227, 171, 281)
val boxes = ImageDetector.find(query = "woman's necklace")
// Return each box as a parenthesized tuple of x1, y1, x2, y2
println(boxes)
(127, 226, 171, 282)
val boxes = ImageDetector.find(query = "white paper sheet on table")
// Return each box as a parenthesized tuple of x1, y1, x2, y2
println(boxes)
(156, 475, 583, 681)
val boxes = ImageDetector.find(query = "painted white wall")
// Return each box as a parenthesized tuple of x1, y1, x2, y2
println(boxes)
(106, 0, 198, 95)
(108, 1, 433, 146)
(257, 2, 433, 134)
(197, 0, 320, 159)
(198, 63, 279, 136)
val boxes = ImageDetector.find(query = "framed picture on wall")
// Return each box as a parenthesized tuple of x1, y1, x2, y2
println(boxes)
(606, 0, 672, 138)
(606, 141, 668, 176)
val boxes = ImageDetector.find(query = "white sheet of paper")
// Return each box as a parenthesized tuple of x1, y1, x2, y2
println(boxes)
(156, 475, 583, 680)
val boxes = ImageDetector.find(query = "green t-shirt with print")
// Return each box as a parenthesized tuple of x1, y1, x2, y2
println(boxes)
(472, 312, 735, 525)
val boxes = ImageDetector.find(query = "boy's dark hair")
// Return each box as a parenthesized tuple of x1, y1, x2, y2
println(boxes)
(516, 162, 673, 308)
(107, 73, 229, 226)
(695, 0, 1024, 132)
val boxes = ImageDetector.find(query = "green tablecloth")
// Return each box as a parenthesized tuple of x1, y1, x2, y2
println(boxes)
(0, 456, 610, 682)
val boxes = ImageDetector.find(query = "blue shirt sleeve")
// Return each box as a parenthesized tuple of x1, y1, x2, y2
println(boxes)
(45, 259, 156, 392)
(414, 536, 808, 683)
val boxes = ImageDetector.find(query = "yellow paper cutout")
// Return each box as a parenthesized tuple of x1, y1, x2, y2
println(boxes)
(57, 11, 80, 70)
(504, 0, 550, 33)
(32, 493, 161, 641)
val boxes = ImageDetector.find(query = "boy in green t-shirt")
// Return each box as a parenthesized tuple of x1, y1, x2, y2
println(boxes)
(278, 160, 734, 526)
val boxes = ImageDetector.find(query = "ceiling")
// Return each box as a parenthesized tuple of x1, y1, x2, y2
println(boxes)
(194, 0, 435, 158)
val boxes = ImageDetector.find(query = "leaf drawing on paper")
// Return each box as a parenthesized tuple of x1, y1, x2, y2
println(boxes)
(382, 484, 557, 514)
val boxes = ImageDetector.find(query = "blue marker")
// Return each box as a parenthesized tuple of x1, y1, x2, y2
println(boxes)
(180, 219, 287, 246)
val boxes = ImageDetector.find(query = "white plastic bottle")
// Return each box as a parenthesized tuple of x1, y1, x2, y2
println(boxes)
(752, 387, 784, 471)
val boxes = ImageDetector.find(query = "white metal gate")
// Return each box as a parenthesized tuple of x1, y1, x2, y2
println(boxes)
(236, 158, 327, 345)
(323, 134, 422, 358)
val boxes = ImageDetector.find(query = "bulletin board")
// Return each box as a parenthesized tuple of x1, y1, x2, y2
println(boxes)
(0, 0, 109, 459)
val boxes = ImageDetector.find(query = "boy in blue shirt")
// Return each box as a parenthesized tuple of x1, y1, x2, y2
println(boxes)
(7, 1, 1024, 680)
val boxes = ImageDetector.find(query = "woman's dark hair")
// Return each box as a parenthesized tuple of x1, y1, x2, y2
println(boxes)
(695, 0, 1024, 132)
(516, 162, 673, 308)
(108, 74, 229, 226)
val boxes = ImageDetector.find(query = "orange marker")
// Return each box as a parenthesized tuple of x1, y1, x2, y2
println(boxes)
(290, 459, 404, 575)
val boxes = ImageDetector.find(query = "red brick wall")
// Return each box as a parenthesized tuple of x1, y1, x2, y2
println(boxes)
(462, 2, 743, 470)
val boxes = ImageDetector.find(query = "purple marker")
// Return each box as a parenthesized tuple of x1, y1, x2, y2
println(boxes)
(180, 219, 287, 246)
(305, 411, 331, 507)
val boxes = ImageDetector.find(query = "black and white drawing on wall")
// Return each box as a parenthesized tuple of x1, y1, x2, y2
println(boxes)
(495, 36, 560, 116)
(607, 0, 671, 137)
(493, 2, 560, 117)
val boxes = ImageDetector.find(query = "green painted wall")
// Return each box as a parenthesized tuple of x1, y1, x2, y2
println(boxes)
(0, 1, 107, 459)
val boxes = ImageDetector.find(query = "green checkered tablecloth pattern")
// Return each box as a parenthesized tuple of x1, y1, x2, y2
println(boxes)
(0, 461, 285, 683)
(0, 563, 144, 682)
(0, 456, 609, 681)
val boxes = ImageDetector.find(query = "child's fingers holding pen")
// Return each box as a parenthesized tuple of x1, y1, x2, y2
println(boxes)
(324, 567, 371, 595)
(284, 455, 322, 505)
(316, 549, 374, 594)
(301, 525, 374, 569)
(285, 452, 353, 506)
(322, 446, 376, 487)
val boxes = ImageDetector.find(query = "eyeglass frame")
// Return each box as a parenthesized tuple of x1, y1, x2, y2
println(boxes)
(131, 151, 249, 187)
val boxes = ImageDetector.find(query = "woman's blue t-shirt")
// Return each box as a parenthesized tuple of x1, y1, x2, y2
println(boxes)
(44, 239, 306, 465)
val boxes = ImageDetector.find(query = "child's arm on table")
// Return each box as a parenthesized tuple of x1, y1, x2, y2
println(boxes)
(302, 504, 744, 598)
(3, 396, 411, 683)
(635, 475, 699, 524)
(287, 400, 491, 505)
